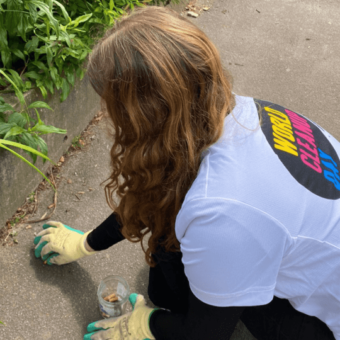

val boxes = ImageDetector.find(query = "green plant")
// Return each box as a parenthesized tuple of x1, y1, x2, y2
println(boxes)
(0, 71, 66, 190)
(72, 134, 84, 148)
(28, 191, 35, 202)
(0, 0, 177, 187)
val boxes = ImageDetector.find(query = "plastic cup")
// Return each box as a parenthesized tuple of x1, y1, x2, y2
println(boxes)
(97, 275, 130, 318)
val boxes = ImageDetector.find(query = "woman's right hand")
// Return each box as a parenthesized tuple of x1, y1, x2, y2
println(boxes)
(33, 221, 96, 265)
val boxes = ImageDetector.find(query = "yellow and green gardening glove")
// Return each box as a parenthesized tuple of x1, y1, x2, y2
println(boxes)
(84, 293, 158, 340)
(33, 221, 96, 265)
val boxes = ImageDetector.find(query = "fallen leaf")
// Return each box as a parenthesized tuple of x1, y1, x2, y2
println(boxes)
(13, 239, 18, 244)
(48, 203, 55, 209)
(203, 6, 210, 10)
(89, 188, 94, 191)
(67, 179, 72, 184)
(187, 11, 198, 17)
(78, 191, 85, 194)
(17, 208, 22, 212)
(59, 156, 65, 162)
(79, 140, 85, 146)
(26, 225, 32, 229)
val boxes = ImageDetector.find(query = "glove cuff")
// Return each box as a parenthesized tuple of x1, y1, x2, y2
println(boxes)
(79, 231, 97, 256)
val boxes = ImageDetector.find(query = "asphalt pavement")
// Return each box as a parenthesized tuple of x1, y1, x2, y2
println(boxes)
(1, 0, 340, 339)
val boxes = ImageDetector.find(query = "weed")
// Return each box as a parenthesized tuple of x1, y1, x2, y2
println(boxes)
(72, 135, 83, 149)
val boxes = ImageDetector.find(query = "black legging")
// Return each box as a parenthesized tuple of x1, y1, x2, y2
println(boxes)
(148, 250, 336, 340)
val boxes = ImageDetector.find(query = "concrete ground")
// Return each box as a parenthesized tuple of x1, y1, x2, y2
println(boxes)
(1, 0, 340, 339)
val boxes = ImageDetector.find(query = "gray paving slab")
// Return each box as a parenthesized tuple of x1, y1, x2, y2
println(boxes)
(1, 0, 340, 339)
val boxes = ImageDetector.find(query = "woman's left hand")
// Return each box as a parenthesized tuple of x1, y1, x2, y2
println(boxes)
(84, 294, 157, 340)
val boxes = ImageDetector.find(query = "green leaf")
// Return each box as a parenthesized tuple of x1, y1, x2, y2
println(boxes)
(7, 69, 25, 91)
(34, 108, 43, 124)
(0, 70, 25, 106)
(60, 78, 70, 102)
(0, 140, 56, 191)
(27, 3, 38, 22)
(26, 0, 59, 38)
(46, 46, 53, 66)
(8, 112, 27, 128)
(11, 49, 26, 62)
(0, 113, 6, 123)
(4, 125, 25, 139)
(59, 30, 71, 47)
(0, 103, 16, 113)
(49, 67, 58, 82)
(69, 13, 92, 28)
(25, 36, 39, 53)
(28, 101, 53, 110)
(25, 81, 32, 90)
(35, 135, 48, 163)
(0, 123, 15, 136)
(53, 0, 71, 23)
(1, 50, 11, 68)
(25, 71, 42, 80)
(31, 61, 48, 72)
(39, 86, 48, 99)
(66, 70, 75, 86)
(44, 78, 54, 94)
(0, 24, 8, 51)
(6, 0, 22, 36)
(32, 124, 66, 135)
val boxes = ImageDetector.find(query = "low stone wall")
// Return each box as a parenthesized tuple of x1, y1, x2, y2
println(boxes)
(0, 75, 100, 227)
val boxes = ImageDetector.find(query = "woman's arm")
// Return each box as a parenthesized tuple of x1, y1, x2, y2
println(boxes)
(149, 287, 245, 340)
(86, 212, 126, 251)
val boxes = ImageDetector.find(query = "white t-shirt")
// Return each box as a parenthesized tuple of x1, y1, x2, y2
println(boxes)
(175, 95, 340, 339)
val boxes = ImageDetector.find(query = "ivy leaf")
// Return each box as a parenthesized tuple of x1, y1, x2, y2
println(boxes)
(60, 78, 70, 102)
(4, 125, 25, 140)
(8, 112, 27, 128)
(28, 101, 53, 110)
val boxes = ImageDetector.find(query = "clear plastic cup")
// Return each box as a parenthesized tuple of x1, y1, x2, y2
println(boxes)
(97, 275, 130, 318)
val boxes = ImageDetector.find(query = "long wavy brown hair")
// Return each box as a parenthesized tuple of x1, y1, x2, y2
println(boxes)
(87, 5, 235, 266)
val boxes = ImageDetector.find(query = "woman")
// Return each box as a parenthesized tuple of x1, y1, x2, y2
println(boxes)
(33, 6, 340, 340)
